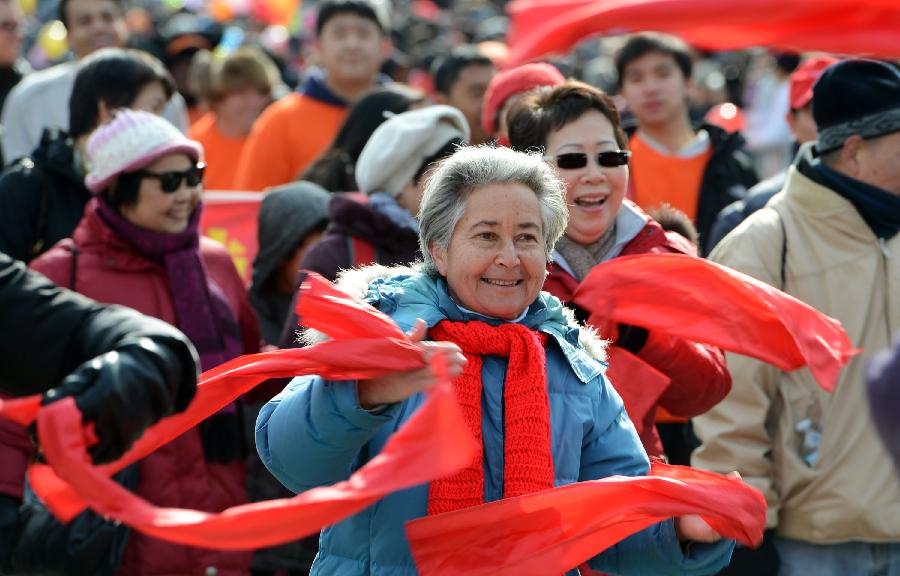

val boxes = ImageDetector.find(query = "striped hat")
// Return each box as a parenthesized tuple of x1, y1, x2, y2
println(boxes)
(85, 109, 203, 194)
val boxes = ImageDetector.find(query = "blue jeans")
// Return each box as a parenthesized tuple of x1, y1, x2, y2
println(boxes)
(776, 537, 900, 576)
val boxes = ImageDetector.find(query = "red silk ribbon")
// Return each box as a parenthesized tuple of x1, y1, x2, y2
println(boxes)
(407, 461, 766, 576)
(573, 254, 858, 392)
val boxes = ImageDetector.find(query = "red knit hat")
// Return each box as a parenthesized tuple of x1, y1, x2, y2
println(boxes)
(480, 62, 565, 137)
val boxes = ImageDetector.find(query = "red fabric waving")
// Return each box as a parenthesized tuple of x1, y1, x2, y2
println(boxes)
(506, 0, 900, 68)
(572, 254, 857, 392)
(0, 274, 478, 550)
(406, 461, 766, 576)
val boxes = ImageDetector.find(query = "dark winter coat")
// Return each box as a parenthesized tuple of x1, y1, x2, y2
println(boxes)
(706, 171, 786, 254)
(0, 129, 91, 263)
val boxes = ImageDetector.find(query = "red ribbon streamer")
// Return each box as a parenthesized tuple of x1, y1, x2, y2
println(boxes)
(0, 274, 478, 549)
(506, 0, 900, 68)
(407, 462, 767, 576)
(573, 254, 857, 392)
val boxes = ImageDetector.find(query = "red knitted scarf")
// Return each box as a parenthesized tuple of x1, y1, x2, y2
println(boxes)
(427, 319, 555, 516)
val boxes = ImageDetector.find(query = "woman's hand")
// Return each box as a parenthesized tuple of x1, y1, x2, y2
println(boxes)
(675, 514, 721, 543)
(674, 471, 741, 545)
(358, 319, 467, 410)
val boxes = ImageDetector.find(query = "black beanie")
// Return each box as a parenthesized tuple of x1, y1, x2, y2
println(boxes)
(813, 59, 900, 154)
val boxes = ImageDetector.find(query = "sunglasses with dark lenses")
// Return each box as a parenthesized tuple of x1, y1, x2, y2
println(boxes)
(548, 150, 631, 170)
(135, 162, 206, 193)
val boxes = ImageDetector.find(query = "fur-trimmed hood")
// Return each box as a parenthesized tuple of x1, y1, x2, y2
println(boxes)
(303, 263, 608, 366)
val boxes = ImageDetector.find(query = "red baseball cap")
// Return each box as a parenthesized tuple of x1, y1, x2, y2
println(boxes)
(789, 56, 840, 110)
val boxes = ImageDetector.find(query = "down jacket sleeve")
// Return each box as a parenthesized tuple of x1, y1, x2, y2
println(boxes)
(256, 376, 400, 494)
(638, 333, 732, 418)
(0, 251, 197, 397)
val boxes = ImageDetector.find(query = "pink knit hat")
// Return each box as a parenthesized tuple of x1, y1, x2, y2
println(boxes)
(85, 109, 204, 194)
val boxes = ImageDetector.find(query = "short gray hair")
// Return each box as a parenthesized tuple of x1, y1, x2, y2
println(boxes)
(418, 145, 568, 276)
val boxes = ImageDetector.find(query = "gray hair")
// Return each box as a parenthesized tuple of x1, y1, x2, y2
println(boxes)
(418, 145, 568, 276)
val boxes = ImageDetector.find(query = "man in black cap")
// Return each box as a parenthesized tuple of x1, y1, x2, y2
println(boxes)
(692, 59, 900, 575)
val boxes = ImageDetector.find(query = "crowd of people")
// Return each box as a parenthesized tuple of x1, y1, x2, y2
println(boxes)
(0, 0, 898, 575)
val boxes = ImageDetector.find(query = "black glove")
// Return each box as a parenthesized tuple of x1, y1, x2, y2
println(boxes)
(41, 336, 198, 464)
(0, 494, 19, 574)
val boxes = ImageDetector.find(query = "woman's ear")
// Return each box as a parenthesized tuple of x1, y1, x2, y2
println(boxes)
(96, 100, 112, 125)
(429, 241, 449, 277)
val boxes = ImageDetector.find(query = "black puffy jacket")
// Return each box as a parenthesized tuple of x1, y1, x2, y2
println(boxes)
(0, 129, 91, 263)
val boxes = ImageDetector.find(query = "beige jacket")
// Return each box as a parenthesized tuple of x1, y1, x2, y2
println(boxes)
(692, 148, 900, 544)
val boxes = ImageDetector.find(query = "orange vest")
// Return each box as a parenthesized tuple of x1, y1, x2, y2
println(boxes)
(629, 133, 711, 221)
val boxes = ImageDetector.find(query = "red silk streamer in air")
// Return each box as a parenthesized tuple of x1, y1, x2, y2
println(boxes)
(0, 274, 478, 549)
(573, 254, 857, 392)
(407, 461, 766, 576)
(505, 0, 900, 68)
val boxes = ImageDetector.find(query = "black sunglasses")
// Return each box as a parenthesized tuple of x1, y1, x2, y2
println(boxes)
(134, 162, 206, 193)
(546, 151, 630, 170)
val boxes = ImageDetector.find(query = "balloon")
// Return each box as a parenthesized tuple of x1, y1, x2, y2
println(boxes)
(38, 20, 68, 61)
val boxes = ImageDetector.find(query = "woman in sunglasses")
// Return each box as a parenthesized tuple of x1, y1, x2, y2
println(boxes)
(507, 81, 731, 463)
(30, 109, 258, 576)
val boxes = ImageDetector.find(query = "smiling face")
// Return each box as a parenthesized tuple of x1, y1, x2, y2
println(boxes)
(120, 153, 202, 234)
(430, 182, 547, 320)
(545, 109, 628, 245)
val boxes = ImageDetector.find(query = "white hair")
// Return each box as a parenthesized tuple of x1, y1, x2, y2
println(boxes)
(418, 145, 568, 276)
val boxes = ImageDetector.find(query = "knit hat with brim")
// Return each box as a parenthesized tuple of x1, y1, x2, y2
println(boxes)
(86, 109, 203, 194)
(355, 105, 469, 197)
(813, 59, 900, 154)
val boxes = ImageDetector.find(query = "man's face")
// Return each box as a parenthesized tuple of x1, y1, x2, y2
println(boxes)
(445, 63, 495, 144)
(619, 51, 690, 127)
(787, 105, 817, 145)
(0, 1, 21, 68)
(317, 13, 387, 87)
(853, 131, 900, 196)
(64, 0, 127, 59)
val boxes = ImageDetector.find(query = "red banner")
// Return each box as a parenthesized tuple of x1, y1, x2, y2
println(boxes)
(506, 0, 900, 68)
(200, 191, 263, 285)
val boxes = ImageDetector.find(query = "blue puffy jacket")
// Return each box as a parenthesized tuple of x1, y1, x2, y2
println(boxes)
(256, 270, 734, 575)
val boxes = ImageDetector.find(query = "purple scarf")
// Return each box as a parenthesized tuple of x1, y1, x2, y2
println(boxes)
(96, 197, 243, 371)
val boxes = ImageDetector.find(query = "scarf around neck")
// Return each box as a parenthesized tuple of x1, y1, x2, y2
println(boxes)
(813, 162, 900, 241)
(554, 223, 618, 281)
(426, 319, 555, 515)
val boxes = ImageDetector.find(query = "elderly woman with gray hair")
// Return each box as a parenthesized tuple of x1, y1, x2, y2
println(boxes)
(255, 146, 735, 575)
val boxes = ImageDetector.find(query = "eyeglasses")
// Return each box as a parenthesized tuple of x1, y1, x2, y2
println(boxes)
(545, 150, 630, 170)
(134, 162, 206, 193)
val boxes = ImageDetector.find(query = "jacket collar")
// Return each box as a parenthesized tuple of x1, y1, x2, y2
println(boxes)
(364, 272, 604, 383)
(781, 144, 878, 243)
